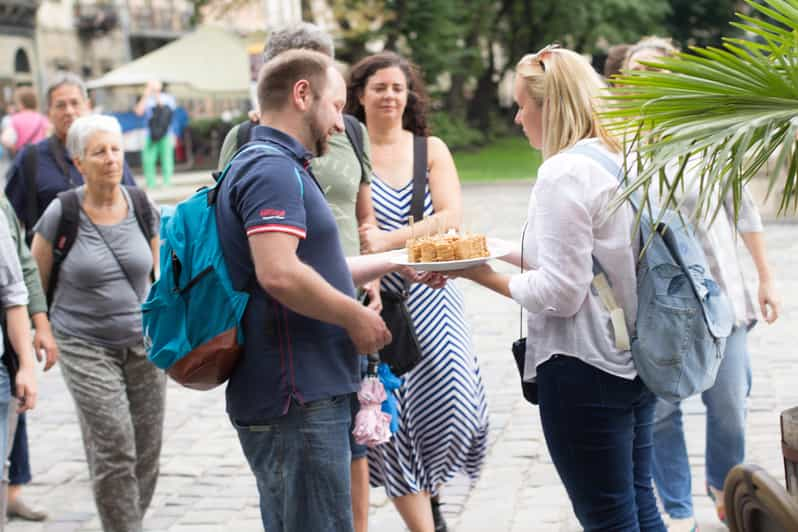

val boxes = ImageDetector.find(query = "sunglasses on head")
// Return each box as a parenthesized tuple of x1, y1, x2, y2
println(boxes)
(517, 43, 561, 75)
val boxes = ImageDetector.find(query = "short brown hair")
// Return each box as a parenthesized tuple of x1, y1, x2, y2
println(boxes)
(14, 86, 38, 111)
(257, 49, 331, 113)
(604, 44, 632, 81)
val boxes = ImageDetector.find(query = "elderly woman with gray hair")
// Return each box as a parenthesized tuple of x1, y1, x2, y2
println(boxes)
(30, 115, 164, 532)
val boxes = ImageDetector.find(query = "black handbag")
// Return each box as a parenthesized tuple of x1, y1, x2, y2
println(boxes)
(370, 135, 428, 376)
(513, 223, 538, 405)
(374, 289, 422, 376)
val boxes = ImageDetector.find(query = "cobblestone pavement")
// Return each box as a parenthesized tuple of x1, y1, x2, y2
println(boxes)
(7, 179, 798, 532)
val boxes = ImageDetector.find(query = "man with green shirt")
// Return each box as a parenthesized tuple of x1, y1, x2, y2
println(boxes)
(216, 23, 379, 532)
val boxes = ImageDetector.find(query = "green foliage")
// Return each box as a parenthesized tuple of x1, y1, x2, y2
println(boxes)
(429, 112, 485, 151)
(606, 0, 798, 216)
(664, 0, 740, 48)
(453, 136, 541, 182)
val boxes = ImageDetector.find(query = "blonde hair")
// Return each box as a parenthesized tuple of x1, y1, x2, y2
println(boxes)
(623, 36, 679, 71)
(516, 46, 619, 160)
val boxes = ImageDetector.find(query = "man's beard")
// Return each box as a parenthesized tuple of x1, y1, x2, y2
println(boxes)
(305, 108, 329, 157)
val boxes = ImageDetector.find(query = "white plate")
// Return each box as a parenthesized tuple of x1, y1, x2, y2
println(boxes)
(389, 237, 513, 272)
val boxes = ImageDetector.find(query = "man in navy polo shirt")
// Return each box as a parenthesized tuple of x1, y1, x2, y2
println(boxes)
(5, 73, 136, 243)
(216, 50, 392, 532)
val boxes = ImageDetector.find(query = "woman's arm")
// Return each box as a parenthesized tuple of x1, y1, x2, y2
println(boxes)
(5, 305, 37, 412)
(30, 233, 54, 292)
(359, 136, 463, 253)
(740, 231, 780, 323)
(151, 236, 160, 281)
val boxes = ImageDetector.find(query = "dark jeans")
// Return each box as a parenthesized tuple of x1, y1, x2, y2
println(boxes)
(537, 355, 666, 532)
(233, 395, 355, 532)
(9, 412, 31, 485)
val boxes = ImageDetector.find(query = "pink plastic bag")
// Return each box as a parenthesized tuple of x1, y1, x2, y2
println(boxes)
(352, 377, 392, 448)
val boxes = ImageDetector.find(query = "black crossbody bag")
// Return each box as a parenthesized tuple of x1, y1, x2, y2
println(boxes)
(367, 136, 428, 376)
(512, 223, 538, 404)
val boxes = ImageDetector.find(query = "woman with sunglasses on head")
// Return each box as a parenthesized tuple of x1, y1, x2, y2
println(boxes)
(452, 45, 667, 531)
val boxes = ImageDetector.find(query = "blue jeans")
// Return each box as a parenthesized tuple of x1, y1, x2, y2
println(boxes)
(9, 412, 31, 485)
(233, 395, 355, 532)
(652, 326, 751, 519)
(538, 355, 666, 532)
(0, 363, 11, 475)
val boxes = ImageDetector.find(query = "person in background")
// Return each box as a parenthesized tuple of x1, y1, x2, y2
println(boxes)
(135, 80, 176, 188)
(217, 22, 381, 532)
(0, 211, 38, 532)
(603, 43, 632, 82)
(0, 192, 56, 523)
(31, 115, 164, 532)
(347, 51, 490, 532)
(1, 87, 49, 158)
(625, 36, 782, 532)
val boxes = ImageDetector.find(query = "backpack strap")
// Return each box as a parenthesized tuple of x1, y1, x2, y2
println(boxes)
(411, 136, 427, 223)
(20, 144, 39, 246)
(343, 114, 367, 184)
(126, 185, 156, 282)
(48, 189, 81, 306)
(236, 120, 255, 151)
(565, 143, 632, 351)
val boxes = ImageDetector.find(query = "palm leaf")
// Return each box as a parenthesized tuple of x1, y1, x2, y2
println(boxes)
(604, 0, 798, 220)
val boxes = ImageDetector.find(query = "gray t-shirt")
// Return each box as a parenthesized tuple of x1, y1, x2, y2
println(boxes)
(34, 186, 158, 349)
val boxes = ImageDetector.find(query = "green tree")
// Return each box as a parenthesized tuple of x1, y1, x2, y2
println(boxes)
(664, 0, 740, 48)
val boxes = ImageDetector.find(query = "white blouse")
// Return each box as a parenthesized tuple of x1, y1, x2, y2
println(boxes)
(508, 139, 639, 381)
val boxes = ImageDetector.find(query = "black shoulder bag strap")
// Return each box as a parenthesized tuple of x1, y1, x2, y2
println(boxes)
(343, 114, 367, 184)
(48, 189, 81, 305)
(21, 144, 39, 245)
(125, 186, 156, 282)
(236, 120, 255, 151)
(411, 135, 427, 223)
(81, 200, 142, 301)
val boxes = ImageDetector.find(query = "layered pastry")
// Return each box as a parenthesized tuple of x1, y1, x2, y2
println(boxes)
(406, 232, 490, 263)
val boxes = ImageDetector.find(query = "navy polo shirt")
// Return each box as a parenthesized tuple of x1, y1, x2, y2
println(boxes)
(216, 125, 359, 423)
(5, 136, 137, 230)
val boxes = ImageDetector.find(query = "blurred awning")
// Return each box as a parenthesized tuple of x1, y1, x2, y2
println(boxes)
(87, 26, 250, 97)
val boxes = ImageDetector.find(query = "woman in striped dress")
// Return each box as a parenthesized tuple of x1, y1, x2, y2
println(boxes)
(347, 52, 489, 532)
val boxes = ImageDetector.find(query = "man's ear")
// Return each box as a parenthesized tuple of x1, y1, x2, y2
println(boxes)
(292, 79, 313, 112)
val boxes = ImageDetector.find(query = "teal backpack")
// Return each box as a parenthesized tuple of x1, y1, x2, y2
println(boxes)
(142, 144, 279, 390)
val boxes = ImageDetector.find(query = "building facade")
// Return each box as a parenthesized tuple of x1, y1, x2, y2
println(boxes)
(0, 0, 41, 108)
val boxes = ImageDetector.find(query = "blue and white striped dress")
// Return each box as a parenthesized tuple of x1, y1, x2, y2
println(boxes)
(368, 175, 490, 497)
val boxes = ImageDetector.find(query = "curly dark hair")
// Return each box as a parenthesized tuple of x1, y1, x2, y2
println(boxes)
(345, 51, 430, 137)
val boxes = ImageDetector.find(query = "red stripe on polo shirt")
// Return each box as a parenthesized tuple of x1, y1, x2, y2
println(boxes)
(246, 224, 307, 239)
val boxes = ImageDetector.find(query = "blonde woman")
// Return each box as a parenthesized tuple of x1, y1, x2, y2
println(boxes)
(625, 37, 780, 532)
(452, 45, 666, 531)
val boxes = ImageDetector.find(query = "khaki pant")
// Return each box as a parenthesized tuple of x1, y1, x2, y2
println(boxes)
(55, 331, 166, 532)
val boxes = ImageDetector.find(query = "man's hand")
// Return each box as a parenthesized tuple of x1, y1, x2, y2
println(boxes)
(443, 263, 494, 282)
(359, 223, 389, 254)
(396, 267, 447, 290)
(15, 366, 37, 413)
(759, 279, 781, 324)
(33, 323, 59, 371)
(345, 306, 391, 355)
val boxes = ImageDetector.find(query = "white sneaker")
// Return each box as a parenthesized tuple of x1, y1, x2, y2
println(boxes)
(667, 516, 698, 532)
